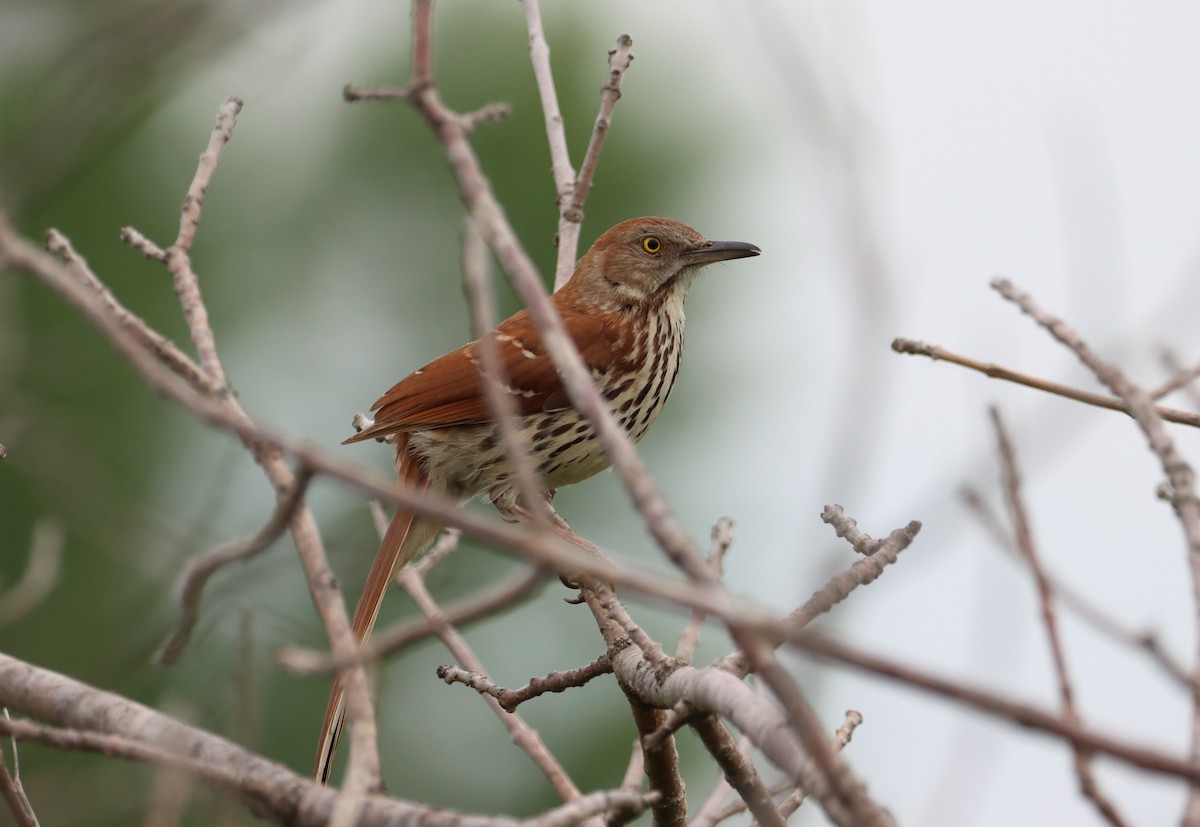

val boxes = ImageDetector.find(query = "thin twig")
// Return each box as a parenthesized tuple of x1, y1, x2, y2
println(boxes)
(278, 563, 547, 674)
(960, 485, 1192, 690)
(991, 409, 1129, 827)
(773, 710, 864, 821)
(1153, 352, 1200, 403)
(163, 98, 243, 388)
(676, 518, 734, 663)
(397, 563, 586, 803)
(0, 711, 39, 827)
(156, 468, 314, 666)
(892, 337, 1200, 429)
(784, 508, 919, 631)
(569, 35, 635, 230)
(522, 2, 635, 288)
(438, 655, 612, 712)
(719, 509, 921, 676)
(523, 0, 576, 211)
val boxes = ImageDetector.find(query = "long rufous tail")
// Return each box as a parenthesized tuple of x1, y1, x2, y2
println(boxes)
(314, 438, 440, 784)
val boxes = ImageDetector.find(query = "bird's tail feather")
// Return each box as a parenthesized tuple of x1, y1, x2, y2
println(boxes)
(314, 438, 440, 784)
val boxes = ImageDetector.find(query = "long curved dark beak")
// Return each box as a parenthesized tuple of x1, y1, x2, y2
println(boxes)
(683, 240, 761, 265)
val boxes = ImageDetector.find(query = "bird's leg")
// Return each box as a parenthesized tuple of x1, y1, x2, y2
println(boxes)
(494, 489, 600, 597)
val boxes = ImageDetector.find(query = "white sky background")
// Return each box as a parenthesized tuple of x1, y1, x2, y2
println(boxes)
(142, 0, 1200, 823)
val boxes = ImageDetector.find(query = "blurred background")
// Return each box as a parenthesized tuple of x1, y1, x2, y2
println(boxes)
(4, 1, 1200, 824)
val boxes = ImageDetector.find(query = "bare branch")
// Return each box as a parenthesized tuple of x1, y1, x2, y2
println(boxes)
(119, 226, 167, 262)
(0, 711, 39, 827)
(961, 485, 1192, 688)
(438, 655, 613, 712)
(522, 0, 576, 211)
(691, 715, 783, 827)
(0, 518, 63, 629)
(570, 36, 635, 226)
(278, 563, 547, 675)
(2, 97, 385, 796)
(1153, 351, 1200, 403)
(774, 710, 865, 821)
(165, 96, 243, 388)
(54, 229, 216, 395)
(626, 700, 686, 827)
(991, 409, 1129, 827)
(892, 337, 1200, 429)
(676, 517, 735, 663)
(715, 509, 920, 678)
(398, 558, 586, 803)
(784, 508, 919, 630)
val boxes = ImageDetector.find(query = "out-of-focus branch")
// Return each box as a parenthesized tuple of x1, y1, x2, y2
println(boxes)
(774, 710, 864, 821)
(691, 715, 783, 827)
(960, 485, 1192, 689)
(991, 409, 1129, 827)
(676, 517, 734, 663)
(0, 711, 39, 827)
(0, 518, 64, 629)
(156, 468, 314, 666)
(1153, 352, 1200, 403)
(792, 630, 1200, 784)
(277, 564, 547, 674)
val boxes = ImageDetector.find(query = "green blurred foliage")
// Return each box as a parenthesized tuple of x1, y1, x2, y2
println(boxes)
(0, 2, 726, 824)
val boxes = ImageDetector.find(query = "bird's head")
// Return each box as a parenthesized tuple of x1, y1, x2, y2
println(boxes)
(565, 217, 760, 310)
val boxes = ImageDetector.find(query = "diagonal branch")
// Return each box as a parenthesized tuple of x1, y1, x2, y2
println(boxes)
(0, 711, 39, 827)
(690, 715, 783, 827)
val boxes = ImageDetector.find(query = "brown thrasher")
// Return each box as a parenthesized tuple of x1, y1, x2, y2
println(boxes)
(315, 216, 759, 782)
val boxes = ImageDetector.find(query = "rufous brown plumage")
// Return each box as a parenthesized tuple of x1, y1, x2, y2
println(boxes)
(315, 216, 760, 783)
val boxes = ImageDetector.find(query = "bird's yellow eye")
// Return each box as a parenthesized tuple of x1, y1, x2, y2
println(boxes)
(642, 236, 662, 254)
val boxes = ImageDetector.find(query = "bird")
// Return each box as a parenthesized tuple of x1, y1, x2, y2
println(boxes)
(315, 216, 760, 783)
